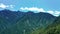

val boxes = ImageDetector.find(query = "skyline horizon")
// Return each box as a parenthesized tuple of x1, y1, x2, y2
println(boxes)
(0, 8, 60, 17)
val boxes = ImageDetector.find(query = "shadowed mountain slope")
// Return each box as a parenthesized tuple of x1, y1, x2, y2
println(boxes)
(0, 10, 56, 34)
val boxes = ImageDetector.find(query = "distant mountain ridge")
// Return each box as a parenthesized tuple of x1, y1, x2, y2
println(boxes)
(0, 9, 56, 34)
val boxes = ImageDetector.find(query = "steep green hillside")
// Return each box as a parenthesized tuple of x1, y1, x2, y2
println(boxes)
(44, 16, 60, 34)
(0, 16, 8, 33)
(30, 16, 60, 34)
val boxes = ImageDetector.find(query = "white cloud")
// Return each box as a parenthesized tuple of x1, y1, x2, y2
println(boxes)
(54, 11, 60, 16)
(20, 7, 60, 16)
(0, 3, 9, 9)
(20, 7, 45, 13)
(46, 11, 54, 14)
(9, 5, 15, 8)
(55, 11, 60, 15)
(46, 11, 60, 16)
(0, 3, 14, 9)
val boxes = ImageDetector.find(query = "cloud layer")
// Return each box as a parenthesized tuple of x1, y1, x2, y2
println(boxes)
(20, 7, 45, 13)
(0, 3, 14, 9)
(0, 3, 60, 16)
(20, 7, 60, 16)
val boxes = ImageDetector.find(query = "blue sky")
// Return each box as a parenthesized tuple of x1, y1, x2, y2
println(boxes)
(0, 0, 60, 16)
(0, 0, 60, 10)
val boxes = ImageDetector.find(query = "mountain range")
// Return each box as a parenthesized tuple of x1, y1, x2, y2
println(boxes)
(0, 9, 58, 34)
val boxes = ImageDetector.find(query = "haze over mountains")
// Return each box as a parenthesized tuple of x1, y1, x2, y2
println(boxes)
(0, 9, 60, 34)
